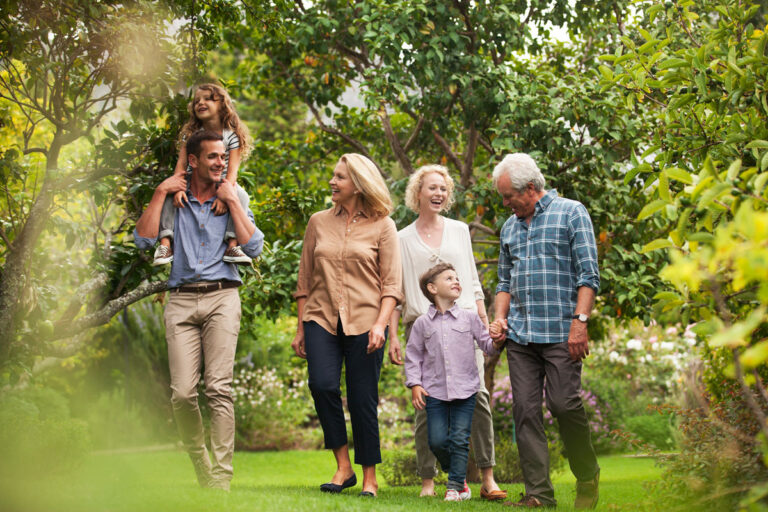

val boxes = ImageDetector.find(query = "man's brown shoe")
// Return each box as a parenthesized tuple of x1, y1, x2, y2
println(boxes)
(574, 470, 600, 509)
(503, 493, 546, 507)
(480, 486, 508, 501)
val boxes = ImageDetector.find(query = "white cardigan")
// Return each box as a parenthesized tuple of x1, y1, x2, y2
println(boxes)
(398, 217, 484, 325)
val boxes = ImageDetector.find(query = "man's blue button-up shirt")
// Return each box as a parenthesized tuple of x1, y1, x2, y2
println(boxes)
(134, 193, 264, 288)
(496, 189, 599, 345)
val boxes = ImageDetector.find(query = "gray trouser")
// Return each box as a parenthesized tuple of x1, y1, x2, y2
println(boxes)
(506, 341, 599, 506)
(159, 184, 250, 241)
(407, 323, 496, 478)
(164, 287, 241, 482)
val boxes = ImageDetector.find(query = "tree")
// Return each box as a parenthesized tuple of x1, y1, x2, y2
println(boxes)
(0, 0, 178, 366)
(600, 0, 768, 505)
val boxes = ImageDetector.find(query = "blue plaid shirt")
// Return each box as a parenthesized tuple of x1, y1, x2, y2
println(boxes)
(496, 189, 599, 345)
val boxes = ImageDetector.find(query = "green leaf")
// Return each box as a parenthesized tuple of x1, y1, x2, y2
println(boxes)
(726, 159, 742, 181)
(658, 58, 689, 69)
(755, 173, 768, 194)
(686, 232, 715, 243)
(710, 308, 766, 348)
(658, 171, 670, 201)
(665, 167, 693, 184)
(641, 238, 674, 253)
(746, 140, 768, 149)
(653, 291, 682, 301)
(637, 199, 669, 220)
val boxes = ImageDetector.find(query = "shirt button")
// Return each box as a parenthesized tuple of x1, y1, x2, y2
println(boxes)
(340, 307, 345, 311)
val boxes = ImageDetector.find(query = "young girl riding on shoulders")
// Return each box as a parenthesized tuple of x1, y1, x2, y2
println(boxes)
(153, 83, 253, 266)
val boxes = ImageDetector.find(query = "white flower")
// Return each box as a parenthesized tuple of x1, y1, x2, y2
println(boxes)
(609, 350, 620, 362)
(660, 341, 675, 351)
(626, 339, 643, 350)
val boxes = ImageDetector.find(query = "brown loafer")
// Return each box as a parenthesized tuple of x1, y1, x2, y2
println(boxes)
(503, 493, 547, 507)
(480, 487, 508, 501)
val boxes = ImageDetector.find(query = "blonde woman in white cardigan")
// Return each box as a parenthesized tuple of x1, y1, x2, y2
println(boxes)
(388, 165, 506, 501)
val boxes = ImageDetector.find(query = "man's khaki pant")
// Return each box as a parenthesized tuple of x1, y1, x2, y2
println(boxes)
(164, 287, 241, 482)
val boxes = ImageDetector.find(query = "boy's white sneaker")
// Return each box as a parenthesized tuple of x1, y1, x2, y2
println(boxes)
(444, 489, 461, 501)
(460, 480, 472, 500)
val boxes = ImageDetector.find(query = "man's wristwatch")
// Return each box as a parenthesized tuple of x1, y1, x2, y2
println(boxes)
(573, 313, 589, 323)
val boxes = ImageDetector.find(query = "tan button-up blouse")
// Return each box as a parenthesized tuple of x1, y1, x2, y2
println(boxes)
(294, 205, 403, 336)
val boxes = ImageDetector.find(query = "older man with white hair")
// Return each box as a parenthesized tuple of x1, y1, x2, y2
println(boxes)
(489, 153, 600, 509)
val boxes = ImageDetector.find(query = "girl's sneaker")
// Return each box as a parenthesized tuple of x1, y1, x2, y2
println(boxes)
(153, 245, 173, 266)
(445, 489, 461, 502)
(460, 480, 472, 500)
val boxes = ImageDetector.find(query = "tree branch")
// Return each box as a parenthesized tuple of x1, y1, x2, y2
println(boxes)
(51, 280, 169, 342)
(432, 128, 463, 172)
(379, 107, 414, 174)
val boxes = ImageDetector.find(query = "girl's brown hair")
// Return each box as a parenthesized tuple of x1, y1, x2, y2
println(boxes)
(177, 83, 252, 160)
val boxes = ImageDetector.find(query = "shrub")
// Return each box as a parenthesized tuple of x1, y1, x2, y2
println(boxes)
(233, 365, 321, 450)
(0, 388, 91, 478)
(624, 414, 674, 450)
(493, 435, 565, 484)
(380, 447, 447, 487)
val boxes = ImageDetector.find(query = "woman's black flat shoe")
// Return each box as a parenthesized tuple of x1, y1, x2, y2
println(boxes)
(359, 491, 376, 497)
(320, 474, 357, 493)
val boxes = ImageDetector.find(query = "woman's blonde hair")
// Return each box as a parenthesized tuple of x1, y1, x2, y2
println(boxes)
(341, 153, 393, 217)
(177, 83, 252, 160)
(404, 164, 455, 213)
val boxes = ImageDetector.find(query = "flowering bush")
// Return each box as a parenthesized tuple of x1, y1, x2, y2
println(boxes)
(232, 365, 321, 450)
(584, 320, 700, 451)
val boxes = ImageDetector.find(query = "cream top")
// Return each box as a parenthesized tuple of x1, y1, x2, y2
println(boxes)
(398, 217, 484, 325)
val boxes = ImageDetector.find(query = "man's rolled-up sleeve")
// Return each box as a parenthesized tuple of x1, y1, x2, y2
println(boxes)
(569, 204, 600, 292)
(133, 229, 157, 251)
(240, 209, 264, 258)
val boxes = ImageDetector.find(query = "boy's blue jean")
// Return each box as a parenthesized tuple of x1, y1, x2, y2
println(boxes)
(425, 393, 477, 491)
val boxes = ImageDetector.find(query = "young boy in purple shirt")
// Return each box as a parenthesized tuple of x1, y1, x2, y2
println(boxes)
(404, 262, 504, 502)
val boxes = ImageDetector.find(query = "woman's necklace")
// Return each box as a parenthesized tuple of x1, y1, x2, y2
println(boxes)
(418, 217, 442, 240)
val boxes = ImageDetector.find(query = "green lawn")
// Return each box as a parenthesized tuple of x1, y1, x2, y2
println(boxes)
(1, 449, 663, 511)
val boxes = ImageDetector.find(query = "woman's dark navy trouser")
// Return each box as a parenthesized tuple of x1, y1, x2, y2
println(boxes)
(304, 319, 385, 466)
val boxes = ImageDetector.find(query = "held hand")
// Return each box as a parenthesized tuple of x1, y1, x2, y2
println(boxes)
(212, 197, 230, 215)
(567, 320, 590, 361)
(411, 385, 429, 410)
(160, 176, 186, 200)
(216, 180, 238, 205)
(489, 318, 508, 342)
(388, 336, 403, 365)
(172, 189, 189, 208)
(291, 331, 307, 359)
(367, 323, 387, 354)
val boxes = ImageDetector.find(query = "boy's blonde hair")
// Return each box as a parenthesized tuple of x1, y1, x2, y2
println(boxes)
(419, 262, 456, 304)
(404, 164, 455, 213)
(178, 83, 252, 160)
(341, 153, 393, 217)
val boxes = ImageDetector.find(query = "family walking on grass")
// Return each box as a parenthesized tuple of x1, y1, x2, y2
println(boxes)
(133, 83, 601, 509)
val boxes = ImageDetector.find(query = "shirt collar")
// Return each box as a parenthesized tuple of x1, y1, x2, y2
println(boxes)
(516, 189, 558, 224)
(427, 302, 460, 319)
(536, 189, 558, 213)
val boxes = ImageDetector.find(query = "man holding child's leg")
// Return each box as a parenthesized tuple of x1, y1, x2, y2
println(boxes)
(134, 131, 264, 491)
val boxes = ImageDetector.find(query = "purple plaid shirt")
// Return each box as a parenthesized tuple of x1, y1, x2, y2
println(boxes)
(404, 304, 499, 401)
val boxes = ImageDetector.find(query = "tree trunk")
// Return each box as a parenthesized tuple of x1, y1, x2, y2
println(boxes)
(0, 135, 62, 363)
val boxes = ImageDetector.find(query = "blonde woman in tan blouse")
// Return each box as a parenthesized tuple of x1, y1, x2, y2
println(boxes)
(292, 153, 403, 497)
